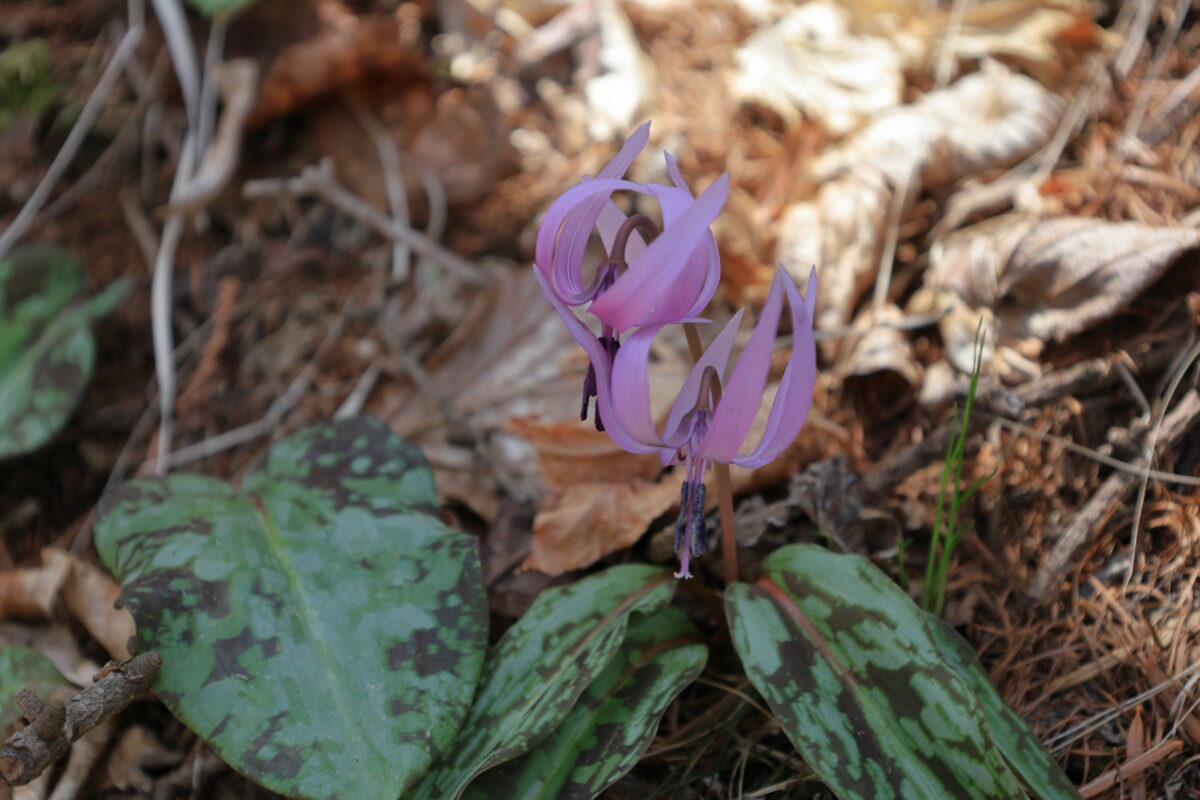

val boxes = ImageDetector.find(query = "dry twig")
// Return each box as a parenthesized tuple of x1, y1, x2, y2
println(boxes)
(1028, 390, 1200, 602)
(0, 653, 161, 787)
(244, 162, 487, 286)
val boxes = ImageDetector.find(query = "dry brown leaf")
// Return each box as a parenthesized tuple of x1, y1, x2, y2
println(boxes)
(928, 214, 1200, 350)
(525, 476, 684, 576)
(41, 549, 134, 661)
(506, 418, 664, 491)
(777, 61, 1063, 331)
(247, 10, 425, 127)
(0, 559, 69, 621)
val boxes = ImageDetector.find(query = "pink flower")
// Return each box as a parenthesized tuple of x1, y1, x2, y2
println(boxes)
(534, 122, 728, 430)
(604, 268, 819, 577)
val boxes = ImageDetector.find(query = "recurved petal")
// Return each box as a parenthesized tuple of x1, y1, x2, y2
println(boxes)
(590, 175, 730, 330)
(608, 326, 670, 450)
(532, 270, 659, 455)
(731, 267, 818, 469)
(661, 311, 745, 451)
(698, 270, 787, 463)
(535, 178, 645, 302)
(664, 152, 689, 193)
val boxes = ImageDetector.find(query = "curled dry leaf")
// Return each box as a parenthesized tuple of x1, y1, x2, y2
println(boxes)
(0, 560, 69, 621)
(777, 61, 1063, 331)
(945, 0, 1113, 84)
(839, 303, 921, 419)
(0, 625, 97, 688)
(40, 549, 134, 662)
(732, 0, 927, 135)
(927, 213, 1200, 353)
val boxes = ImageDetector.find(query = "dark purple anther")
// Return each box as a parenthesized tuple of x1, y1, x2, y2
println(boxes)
(673, 482, 690, 554)
(688, 481, 708, 558)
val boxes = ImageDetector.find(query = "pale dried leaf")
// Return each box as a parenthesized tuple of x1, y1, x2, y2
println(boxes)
(928, 214, 1200, 344)
(732, 1, 925, 135)
(583, 0, 656, 141)
(777, 62, 1063, 330)
(840, 304, 921, 418)
(947, 0, 1111, 73)
(41, 549, 135, 661)
(0, 558, 69, 620)
(0, 623, 98, 687)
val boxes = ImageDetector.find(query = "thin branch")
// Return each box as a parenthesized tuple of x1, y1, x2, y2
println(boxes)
(244, 162, 487, 286)
(150, 0, 200, 129)
(345, 95, 411, 282)
(0, 24, 144, 260)
(0, 653, 161, 787)
(151, 135, 197, 475)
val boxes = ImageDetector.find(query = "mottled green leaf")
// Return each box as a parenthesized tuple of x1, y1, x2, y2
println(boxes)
(727, 544, 1030, 800)
(413, 564, 676, 800)
(463, 606, 706, 800)
(0, 646, 70, 730)
(94, 417, 488, 800)
(925, 615, 1080, 800)
(185, 0, 258, 15)
(0, 246, 127, 459)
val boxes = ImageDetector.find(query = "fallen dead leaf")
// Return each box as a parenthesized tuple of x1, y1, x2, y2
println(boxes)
(41, 549, 135, 661)
(247, 8, 425, 127)
(506, 417, 664, 490)
(777, 61, 1063, 332)
(0, 623, 98, 688)
(840, 303, 922, 419)
(927, 214, 1200, 356)
(946, 0, 1113, 85)
(732, 0, 926, 135)
(526, 476, 685, 576)
(0, 559, 69, 621)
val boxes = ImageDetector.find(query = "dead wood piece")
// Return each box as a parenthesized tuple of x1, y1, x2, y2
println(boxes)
(0, 653, 161, 787)
(1028, 390, 1200, 603)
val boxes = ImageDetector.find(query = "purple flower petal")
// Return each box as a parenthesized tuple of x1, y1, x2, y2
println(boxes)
(535, 177, 644, 302)
(608, 325, 670, 449)
(696, 270, 787, 462)
(661, 311, 744, 447)
(732, 267, 818, 468)
(589, 174, 729, 329)
(532, 269, 658, 454)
